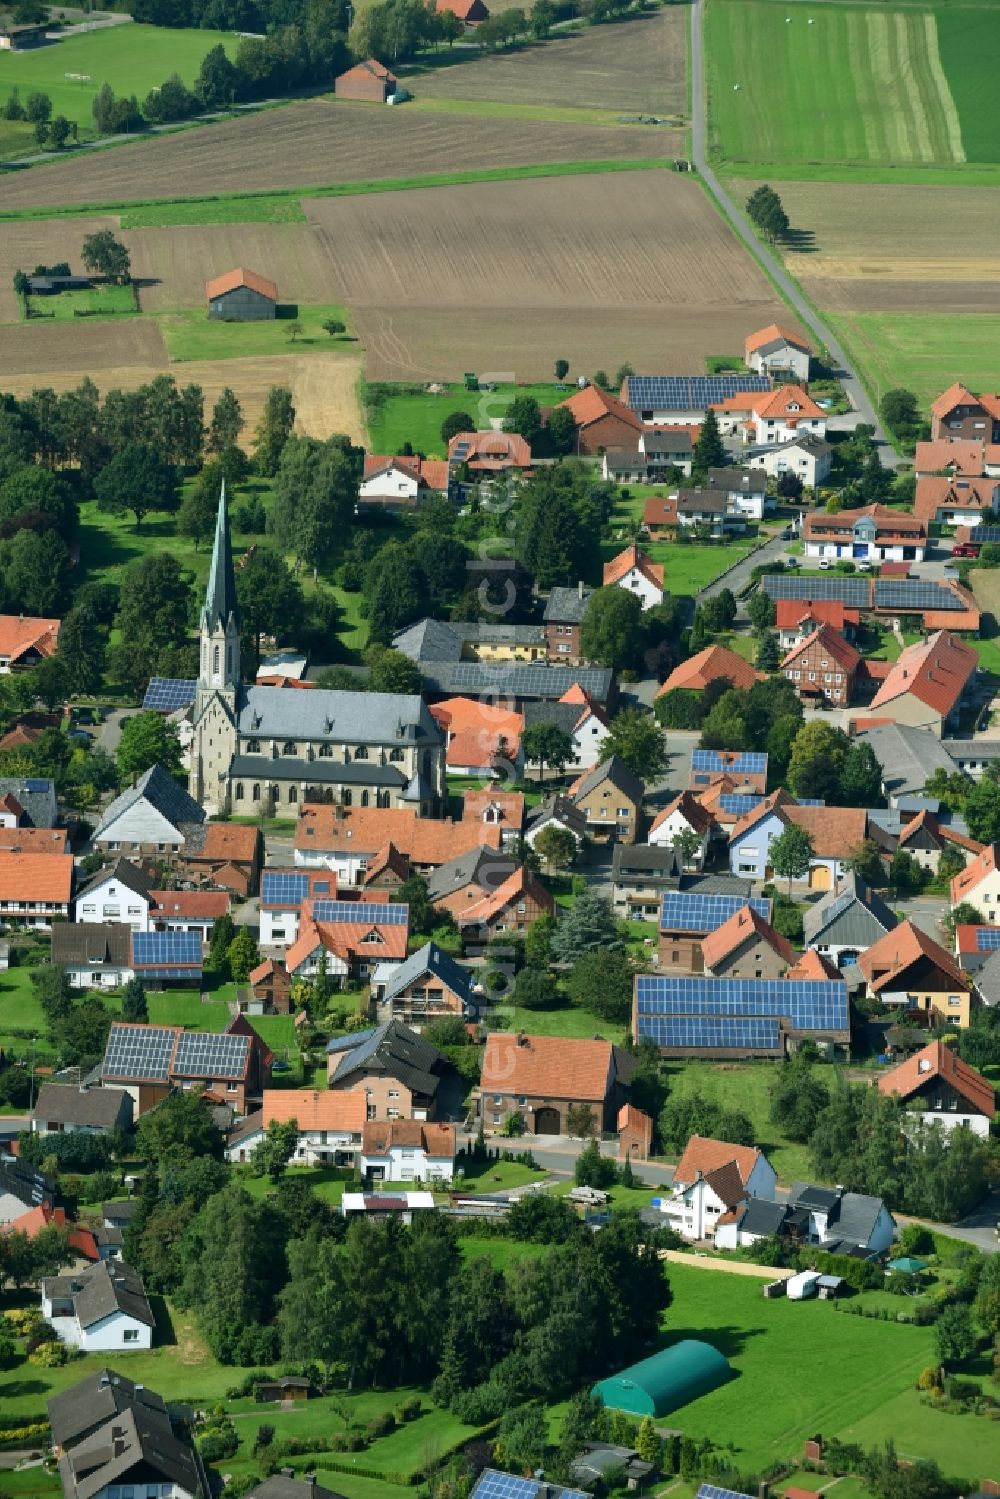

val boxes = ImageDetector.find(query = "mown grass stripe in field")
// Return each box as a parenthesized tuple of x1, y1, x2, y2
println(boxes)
(935, 4, 998, 162)
(922, 13, 965, 162)
(0, 157, 677, 225)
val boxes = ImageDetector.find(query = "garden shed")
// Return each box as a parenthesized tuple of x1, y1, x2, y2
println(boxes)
(592, 1339, 731, 1417)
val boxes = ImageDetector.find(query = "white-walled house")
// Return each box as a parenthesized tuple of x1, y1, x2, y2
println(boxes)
(40, 1261, 154, 1351)
(226, 1089, 366, 1166)
(787, 1183, 896, 1255)
(713, 385, 827, 445)
(361, 1119, 456, 1184)
(602, 545, 664, 611)
(744, 324, 811, 383)
(259, 866, 338, 947)
(74, 862, 155, 932)
(655, 1135, 776, 1241)
(728, 792, 867, 893)
(647, 791, 712, 869)
(31, 1083, 133, 1137)
(51, 1376, 206, 1499)
(746, 436, 833, 489)
(876, 1040, 996, 1139)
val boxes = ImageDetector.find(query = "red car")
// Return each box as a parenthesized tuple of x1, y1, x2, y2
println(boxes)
(953, 543, 980, 558)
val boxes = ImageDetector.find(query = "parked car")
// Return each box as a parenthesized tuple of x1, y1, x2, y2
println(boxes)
(818, 558, 832, 570)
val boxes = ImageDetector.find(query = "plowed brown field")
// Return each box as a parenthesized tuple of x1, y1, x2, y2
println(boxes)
(0, 317, 168, 375)
(126, 224, 338, 311)
(412, 10, 686, 115)
(305, 171, 792, 380)
(0, 99, 679, 211)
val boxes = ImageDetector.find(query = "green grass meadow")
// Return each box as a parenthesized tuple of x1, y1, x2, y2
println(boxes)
(705, 0, 1000, 172)
(25, 284, 136, 321)
(0, 25, 239, 142)
(158, 304, 352, 362)
(365, 381, 572, 457)
(120, 197, 309, 228)
(823, 309, 1000, 412)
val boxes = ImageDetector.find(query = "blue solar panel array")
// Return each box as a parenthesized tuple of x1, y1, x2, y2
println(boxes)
(623, 375, 771, 412)
(719, 794, 765, 817)
(262, 871, 312, 907)
(873, 579, 962, 612)
(697, 1484, 756, 1499)
(174, 1030, 248, 1078)
(103, 1024, 176, 1080)
(762, 575, 871, 606)
(969, 527, 1000, 544)
(691, 749, 767, 775)
(635, 975, 849, 1037)
(311, 900, 408, 926)
(642, 1016, 781, 1051)
(132, 931, 202, 967)
(659, 892, 772, 933)
(143, 677, 197, 712)
(975, 927, 1000, 952)
(472, 1474, 590, 1499)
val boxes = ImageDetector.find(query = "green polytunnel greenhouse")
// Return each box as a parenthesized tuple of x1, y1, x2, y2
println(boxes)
(592, 1339, 732, 1417)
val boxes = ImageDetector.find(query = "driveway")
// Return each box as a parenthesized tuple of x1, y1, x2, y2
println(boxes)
(96, 708, 131, 756)
(688, 0, 899, 471)
(698, 531, 789, 603)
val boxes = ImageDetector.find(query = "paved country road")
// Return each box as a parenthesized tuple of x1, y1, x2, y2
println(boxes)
(688, 0, 900, 472)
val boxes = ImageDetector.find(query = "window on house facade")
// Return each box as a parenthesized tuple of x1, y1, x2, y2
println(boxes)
(235, 784, 244, 800)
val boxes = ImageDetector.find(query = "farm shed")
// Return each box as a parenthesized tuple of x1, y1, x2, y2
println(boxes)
(205, 267, 278, 321)
(592, 1340, 731, 1417)
(335, 58, 399, 103)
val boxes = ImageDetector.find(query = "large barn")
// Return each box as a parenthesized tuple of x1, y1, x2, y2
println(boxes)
(205, 267, 278, 322)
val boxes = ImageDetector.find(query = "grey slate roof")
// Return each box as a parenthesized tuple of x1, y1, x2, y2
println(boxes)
(52, 923, 132, 969)
(377, 940, 475, 1007)
(706, 467, 767, 494)
(802, 872, 897, 949)
(527, 795, 589, 837)
(237, 684, 441, 745)
(76, 860, 156, 903)
(33, 1083, 131, 1131)
(643, 429, 693, 453)
(95, 765, 204, 842)
(973, 947, 1000, 1006)
(325, 1018, 444, 1098)
(48, 1368, 168, 1452)
(202, 481, 239, 635)
(737, 1196, 789, 1237)
(419, 659, 614, 703)
(521, 700, 582, 736)
(455, 621, 546, 647)
(391, 618, 463, 664)
(572, 755, 645, 808)
(676, 489, 729, 513)
(679, 873, 754, 897)
(425, 847, 515, 903)
(0, 776, 57, 827)
(790, 1182, 840, 1213)
(229, 755, 407, 788)
(103, 1200, 140, 1226)
(544, 587, 593, 624)
(59, 1401, 204, 1499)
(612, 844, 682, 880)
(227, 1110, 264, 1148)
(857, 724, 957, 802)
(831, 1191, 888, 1247)
(248, 1477, 348, 1499)
(43, 1260, 154, 1331)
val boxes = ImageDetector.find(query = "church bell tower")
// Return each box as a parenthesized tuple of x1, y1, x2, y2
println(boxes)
(196, 480, 241, 715)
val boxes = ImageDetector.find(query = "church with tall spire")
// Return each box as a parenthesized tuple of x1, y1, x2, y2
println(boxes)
(187, 485, 444, 818)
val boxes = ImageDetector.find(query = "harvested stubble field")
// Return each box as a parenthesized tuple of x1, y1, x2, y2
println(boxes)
(0, 317, 168, 375)
(410, 10, 686, 116)
(0, 350, 365, 444)
(0, 99, 678, 211)
(304, 171, 790, 380)
(0, 214, 121, 321)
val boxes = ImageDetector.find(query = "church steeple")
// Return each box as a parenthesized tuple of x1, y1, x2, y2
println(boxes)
(197, 481, 240, 700)
(202, 479, 240, 635)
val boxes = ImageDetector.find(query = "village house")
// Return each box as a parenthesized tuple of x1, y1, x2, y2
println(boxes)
(930, 382, 1000, 442)
(206, 267, 278, 321)
(641, 493, 681, 539)
(361, 1119, 457, 1184)
(0, 711, 61, 754)
(393, 618, 547, 668)
(326, 1019, 448, 1120)
(618, 1103, 653, 1162)
(448, 429, 530, 472)
(611, 843, 681, 921)
(359, 842, 411, 900)
(390, 618, 612, 705)
(478, 1032, 633, 1135)
(524, 795, 589, 851)
(570, 756, 645, 845)
(712, 384, 827, 445)
(93, 765, 204, 862)
(877, 1040, 996, 1138)
(41, 1261, 154, 1352)
(259, 866, 338, 947)
(781, 623, 861, 707)
(915, 475, 1000, 526)
(656, 1135, 777, 1243)
(863, 630, 978, 736)
(602, 427, 695, 484)
(621, 373, 771, 427)
(243, 958, 292, 1015)
(951, 842, 1000, 918)
(543, 584, 593, 663)
(50, 1373, 207, 1499)
(744, 324, 811, 382)
(149, 888, 231, 939)
(802, 872, 897, 969)
(657, 890, 772, 973)
(74, 861, 156, 932)
(858, 921, 974, 1029)
(334, 57, 399, 102)
(657, 645, 762, 700)
(0, 614, 60, 672)
(47, 1368, 171, 1455)
(803, 504, 927, 564)
(688, 748, 769, 795)
(728, 792, 867, 891)
(178, 820, 261, 895)
(914, 438, 1000, 478)
(227, 1089, 366, 1167)
(358, 454, 450, 513)
(701, 904, 795, 979)
(745, 434, 833, 489)
(283, 898, 410, 986)
(705, 466, 770, 519)
(462, 788, 525, 848)
(455, 864, 555, 946)
(99, 1018, 271, 1117)
(427, 846, 519, 919)
(557, 384, 643, 454)
(602, 545, 664, 609)
(0, 850, 73, 929)
(673, 488, 745, 536)
(522, 685, 611, 770)
(429, 696, 524, 777)
(786, 1183, 896, 1255)
(31, 1083, 133, 1138)
(293, 802, 502, 885)
(371, 940, 477, 1027)
(647, 791, 713, 868)
(776, 599, 860, 651)
(893, 810, 981, 875)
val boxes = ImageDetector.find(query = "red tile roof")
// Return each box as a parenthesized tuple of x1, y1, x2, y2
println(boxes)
(930, 382, 1000, 421)
(0, 614, 60, 664)
(362, 1119, 456, 1156)
(914, 475, 1000, 521)
(869, 630, 977, 719)
(448, 431, 531, 468)
(787, 948, 841, 981)
(781, 622, 861, 674)
(897, 810, 982, 857)
(713, 384, 824, 425)
(262, 866, 337, 908)
(744, 323, 810, 356)
(205, 267, 278, 302)
(362, 841, 411, 886)
(337, 57, 396, 84)
(194, 822, 260, 864)
(295, 805, 502, 865)
(656, 645, 762, 696)
(805, 504, 927, 540)
(603, 544, 664, 591)
(649, 790, 713, 838)
(264, 1089, 366, 1131)
(617, 1103, 653, 1140)
(455, 865, 554, 927)
(559, 384, 642, 432)
(0, 827, 68, 854)
(363, 454, 450, 491)
(462, 789, 526, 828)
(784, 803, 868, 861)
(481, 1033, 614, 1102)
(643, 494, 678, 528)
(915, 439, 998, 475)
(0, 851, 72, 903)
(858, 920, 969, 993)
(674, 1134, 764, 1187)
(775, 599, 860, 632)
(950, 842, 1000, 905)
(702, 1158, 750, 1209)
(877, 1040, 995, 1118)
(702, 903, 795, 971)
(150, 889, 231, 919)
(286, 906, 409, 973)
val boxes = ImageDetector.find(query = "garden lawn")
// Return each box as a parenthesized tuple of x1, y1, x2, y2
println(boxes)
(835, 1384, 1000, 1476)
(455, 1157, 549, 1193)
(657, 1058, 834, 1183)
(642, 540, 756, 596)
(655, 1262, 933, 1470)
(0, 25, 240, 138)
(235, 1165, 350, 1206)
(823, 310, 1000, 413)
(506, 1003, 629, 1042)
(146, 991, 232, 1030)
(158, 304, 352, 361)
(0, 964, 49, 1034)
(364, 381, 572, 457)
(23, 284, 136, 322)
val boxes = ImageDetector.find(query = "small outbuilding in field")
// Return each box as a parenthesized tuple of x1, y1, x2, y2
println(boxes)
(206, 267, 278, 322)
(335, 57, 399, 102)
(592, 1340, 732, 1417)
(435, 0, 490, 25)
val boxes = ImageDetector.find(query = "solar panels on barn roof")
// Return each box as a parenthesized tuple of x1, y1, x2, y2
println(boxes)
(697, 1485, 756, 1499)
(641, 1016, 782, 1051)
(659, 892, 772, 933)
(761, 574, 871, 606)
(635, 975, 849, 1037)
(143, 677, 197, 712)
(623, 375, 771, 411)
(311, 900, 408, 925)
(174, 1030, 248, 1078)
(471, 1473, 590, 1499)
(102, 1024, 176, 1081)
(873, 579, 962, 611)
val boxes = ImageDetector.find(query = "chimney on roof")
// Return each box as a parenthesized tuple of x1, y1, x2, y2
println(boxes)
(578, 580, 584, 599)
